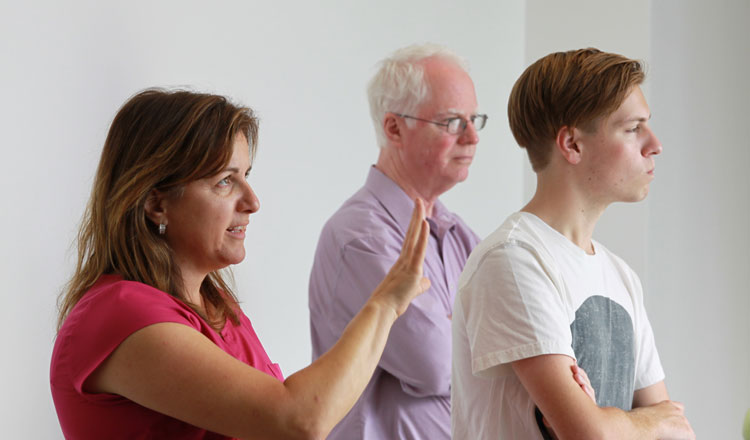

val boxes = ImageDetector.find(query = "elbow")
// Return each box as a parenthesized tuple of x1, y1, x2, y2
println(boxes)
(296, 429, 327, 440)
(285, 422, 325, 440)
(285, 412, 329, 440)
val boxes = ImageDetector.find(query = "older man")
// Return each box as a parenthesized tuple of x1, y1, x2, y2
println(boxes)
(308, 44, 485, 440)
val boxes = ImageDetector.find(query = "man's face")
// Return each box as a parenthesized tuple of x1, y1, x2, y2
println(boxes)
(398, 58, 479, 195)
(576, 86, 662, 204)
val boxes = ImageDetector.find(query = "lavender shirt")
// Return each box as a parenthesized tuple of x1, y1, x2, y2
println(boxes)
(309, 167, 480, 440)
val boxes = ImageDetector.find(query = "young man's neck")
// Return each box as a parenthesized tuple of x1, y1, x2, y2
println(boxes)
(522, 172, 607, 255)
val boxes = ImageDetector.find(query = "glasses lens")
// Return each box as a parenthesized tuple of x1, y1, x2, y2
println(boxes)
(473, 114, 487, 131)
(446, 118, 462, 134)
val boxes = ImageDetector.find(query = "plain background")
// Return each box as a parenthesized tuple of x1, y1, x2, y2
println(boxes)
(1, 1, 747, 438)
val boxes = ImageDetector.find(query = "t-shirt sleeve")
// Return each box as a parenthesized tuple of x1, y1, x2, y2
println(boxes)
(58, 282, 202, 396)
(627, 272, 665, 390)
(458, 241, 576, 378)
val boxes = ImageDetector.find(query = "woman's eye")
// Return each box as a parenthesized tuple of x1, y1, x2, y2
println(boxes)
(218, 177, 231, 186)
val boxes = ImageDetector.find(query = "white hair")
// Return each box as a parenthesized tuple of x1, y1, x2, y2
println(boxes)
(367, 43, 469, 148)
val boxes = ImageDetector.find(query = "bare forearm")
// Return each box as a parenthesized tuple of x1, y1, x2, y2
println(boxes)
(556, 402, 693, 440)
(276, 201, 429, 438)
(633, 381, 669, 408)
(282, 300, 397, 437)
(514, 356, 693, 440)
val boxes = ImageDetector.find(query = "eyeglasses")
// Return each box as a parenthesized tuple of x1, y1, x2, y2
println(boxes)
(392, 112, 488, 135)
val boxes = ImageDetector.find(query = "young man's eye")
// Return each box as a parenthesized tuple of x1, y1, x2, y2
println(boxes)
(627, 125, 641, 133)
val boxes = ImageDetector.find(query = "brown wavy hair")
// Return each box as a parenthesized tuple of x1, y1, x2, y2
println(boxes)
(57, 89, 259, 331)
(508, 48, 645, 171)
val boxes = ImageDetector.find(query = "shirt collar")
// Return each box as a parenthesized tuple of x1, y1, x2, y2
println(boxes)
(364, 166, 458, 237)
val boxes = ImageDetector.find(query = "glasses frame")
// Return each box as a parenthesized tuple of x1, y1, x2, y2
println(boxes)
(391, 112, 488, 134)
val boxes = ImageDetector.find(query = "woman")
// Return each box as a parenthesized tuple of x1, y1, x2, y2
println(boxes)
(51, 89, 431, 439)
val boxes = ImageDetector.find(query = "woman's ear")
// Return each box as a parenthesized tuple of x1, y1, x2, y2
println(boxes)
(554, 125, 583, 165)
(144, 189, 167, 227)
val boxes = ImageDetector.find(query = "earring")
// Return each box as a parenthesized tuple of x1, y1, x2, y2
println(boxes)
(159, 223, 166, 235)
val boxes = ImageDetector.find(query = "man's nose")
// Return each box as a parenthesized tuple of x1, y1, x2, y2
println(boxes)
(459, 120, 480, 144)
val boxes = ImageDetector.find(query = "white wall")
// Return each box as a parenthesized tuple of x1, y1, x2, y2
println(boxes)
(0, 1, 523, 437)
(2, 1, 746, 438)
(648, 2, 750, 438)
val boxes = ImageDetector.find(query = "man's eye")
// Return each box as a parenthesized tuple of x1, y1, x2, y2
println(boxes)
(446, 118, 463, 132)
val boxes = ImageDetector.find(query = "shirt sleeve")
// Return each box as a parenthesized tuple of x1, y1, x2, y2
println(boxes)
(626, 271, 665, 390)
(59, 282, 202, 396)
(333, 234, 453, 397)
(458, 241, 576, 378)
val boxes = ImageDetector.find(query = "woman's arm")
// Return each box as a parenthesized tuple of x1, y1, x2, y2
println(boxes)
(87, 200, 431, 440)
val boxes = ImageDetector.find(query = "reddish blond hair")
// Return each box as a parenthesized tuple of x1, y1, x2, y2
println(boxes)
(508, 48, 644, 171)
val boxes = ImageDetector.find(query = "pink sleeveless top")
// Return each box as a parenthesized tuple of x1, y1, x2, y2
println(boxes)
(50, 275, 283, 439)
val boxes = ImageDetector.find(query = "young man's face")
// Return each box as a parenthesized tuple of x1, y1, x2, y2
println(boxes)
(577, 86, 662, 204)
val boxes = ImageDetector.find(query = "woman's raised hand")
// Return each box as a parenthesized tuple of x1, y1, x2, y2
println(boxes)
(370, 199, 431, 318)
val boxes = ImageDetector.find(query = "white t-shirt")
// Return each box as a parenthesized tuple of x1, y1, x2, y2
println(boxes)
(451, 212, 664, 439)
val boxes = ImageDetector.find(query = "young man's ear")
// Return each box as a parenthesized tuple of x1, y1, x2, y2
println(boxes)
(554, 125, 583, 165)
(383, 113, 404, 147)
(144, 189, 168, 228)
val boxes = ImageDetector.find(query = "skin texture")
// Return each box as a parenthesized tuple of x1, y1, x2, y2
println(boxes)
(517, 87, 695, 439)
(523, 86, 662, 253)
(148, 134, 260, 305)
(376, 56, 480, 217)
(88, 135, 434, 439)
(513, 355, 693, 440)
(574, 86, 662, 206)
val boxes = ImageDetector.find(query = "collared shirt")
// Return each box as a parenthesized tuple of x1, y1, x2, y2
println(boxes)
(309, 166, 480, 440)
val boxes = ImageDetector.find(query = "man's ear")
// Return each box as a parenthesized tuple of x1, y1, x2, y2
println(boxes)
(144, 189, 168, 227)
(554, 125, 583, 165)
(383, 113, 403, 147)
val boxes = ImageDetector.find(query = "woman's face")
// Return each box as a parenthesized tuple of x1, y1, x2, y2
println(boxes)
(163, 134, 259, 279)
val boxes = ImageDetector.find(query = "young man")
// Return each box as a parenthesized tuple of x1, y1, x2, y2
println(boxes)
(452, 48, 695, 439)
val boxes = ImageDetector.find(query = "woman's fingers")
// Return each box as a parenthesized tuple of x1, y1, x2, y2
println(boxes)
(400, 199, 429, 271)
(412, 218, 429, 272)
(403, 199, 430, 293)
(401, 199, 426, 260)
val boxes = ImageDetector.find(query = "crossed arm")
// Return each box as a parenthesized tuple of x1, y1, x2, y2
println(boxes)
(512, 354, 695, 440)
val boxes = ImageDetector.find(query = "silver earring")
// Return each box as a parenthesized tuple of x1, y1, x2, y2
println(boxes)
(159, 223, 166, 235)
